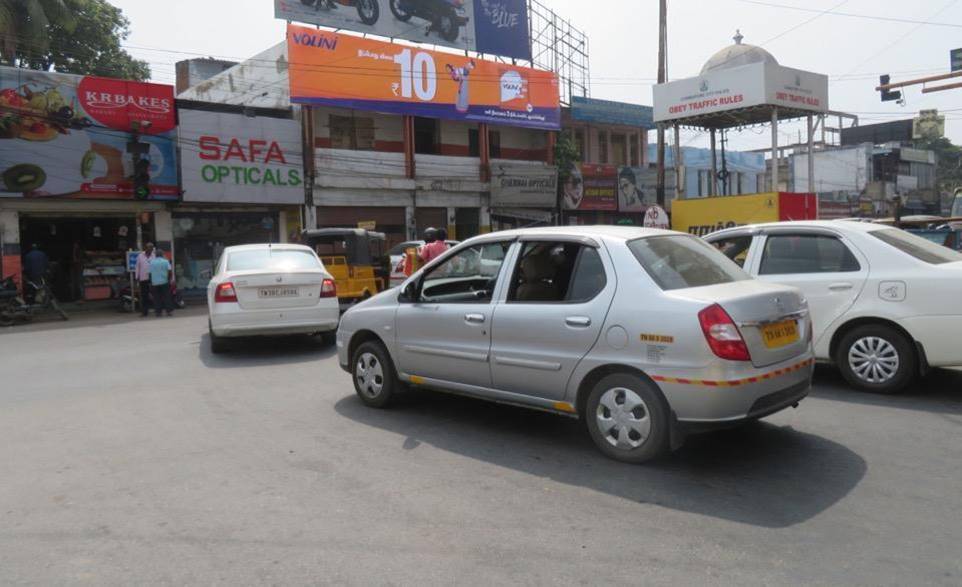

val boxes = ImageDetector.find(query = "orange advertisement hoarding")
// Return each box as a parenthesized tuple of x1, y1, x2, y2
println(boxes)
(287, 24, 560, 130)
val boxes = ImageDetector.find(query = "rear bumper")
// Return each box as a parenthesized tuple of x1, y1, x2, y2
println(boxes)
(210, 304, 339, 338)
(654, 354, 815, 424)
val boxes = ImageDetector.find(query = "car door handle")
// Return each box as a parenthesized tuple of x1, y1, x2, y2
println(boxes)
(464, 313, 486, 324)
(565, 316, 592, 327)
(828, 282, 854, 291)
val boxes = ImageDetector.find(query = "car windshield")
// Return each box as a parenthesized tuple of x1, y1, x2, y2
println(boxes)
(227, 249, 321, 272)
(628, 235, 750, 291)
(870, 228, 962, 265)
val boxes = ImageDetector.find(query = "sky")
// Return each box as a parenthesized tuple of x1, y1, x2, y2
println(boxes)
(111, 0, 962, 152)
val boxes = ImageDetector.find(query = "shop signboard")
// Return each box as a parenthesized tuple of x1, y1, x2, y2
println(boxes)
(671, 192, 817, 236)
(654, 62, 828, 123)
(563, 163, 617, 211)
(287, 25, 560, 130)
(570, 97, 655, 129)
(0, 66, 178, 200)
(490, 162, 557, 207)
(275, 0, 531, 61)
(179, 108, 304, 204)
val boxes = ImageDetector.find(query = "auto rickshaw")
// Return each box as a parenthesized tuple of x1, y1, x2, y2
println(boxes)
(302, 228, 389, 304)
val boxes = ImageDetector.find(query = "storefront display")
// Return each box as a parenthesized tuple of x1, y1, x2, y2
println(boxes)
(173, 212, 279, 294)
(18, 215, 150, 302)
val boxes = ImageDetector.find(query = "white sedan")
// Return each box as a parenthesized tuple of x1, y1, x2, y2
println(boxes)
(706, 220, 962, 393)
(207, 244, 340, 353)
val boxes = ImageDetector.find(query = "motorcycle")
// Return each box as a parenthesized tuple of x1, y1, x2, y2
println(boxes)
(300, 0, 380, 26)
(389, 0, 469, 43)
(0, 275, 68, 326)
(118, 280, 186, 314)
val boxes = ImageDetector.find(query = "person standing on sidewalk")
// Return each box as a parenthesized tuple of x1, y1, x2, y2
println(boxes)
(134, 243, 155, 317)
(149, 247, 173, 317)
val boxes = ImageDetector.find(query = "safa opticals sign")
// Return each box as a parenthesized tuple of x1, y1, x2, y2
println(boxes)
(0, 66, 177, 200)
(287, 25, 560, 130)
(179, 109, 304, 204)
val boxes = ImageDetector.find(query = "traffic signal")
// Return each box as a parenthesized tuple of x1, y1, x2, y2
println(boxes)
(879, 75, 902, 103)
(133, 156, 151, 199)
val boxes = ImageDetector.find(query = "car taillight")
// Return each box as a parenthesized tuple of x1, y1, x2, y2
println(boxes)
(320, 278, 337, 298)
(698, 303, 751, 362)
(214, 282, 237, 303)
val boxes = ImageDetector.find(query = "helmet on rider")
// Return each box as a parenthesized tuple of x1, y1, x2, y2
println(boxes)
(423, 227, 438, 243)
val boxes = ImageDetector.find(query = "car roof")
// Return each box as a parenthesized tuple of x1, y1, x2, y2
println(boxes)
(469, 225, 678, 243)
(222, 243, 314, 253)
(705, 220, 889, 239)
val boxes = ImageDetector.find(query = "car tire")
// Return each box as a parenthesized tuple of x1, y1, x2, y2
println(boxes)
(209, 321, 228, 354)
(352, 341, 398, 408)
(836, 324, 916, 394)
(584, 373, 670, 464)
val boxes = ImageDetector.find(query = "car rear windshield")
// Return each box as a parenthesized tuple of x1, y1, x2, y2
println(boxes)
(870, 228, 962, 265)
(628, 235, 750, 291)
(227, 249, 321, 272)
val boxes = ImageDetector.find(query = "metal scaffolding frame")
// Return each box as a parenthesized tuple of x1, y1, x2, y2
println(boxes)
(527, 0, 590, 105)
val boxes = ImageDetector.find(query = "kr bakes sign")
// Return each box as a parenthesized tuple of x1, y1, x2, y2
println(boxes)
(77, 76, 175, 134)
(179, 109, 304, 204)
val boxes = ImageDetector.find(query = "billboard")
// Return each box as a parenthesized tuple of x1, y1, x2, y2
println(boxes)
(617, 166, 663, 212)
(671, 192, 816, 236)
(570, 97, 654, 129)
(275, 0, 530, 61)
(654, 62, 828, 123)
(490, 162, 557, 207)
(0, 66, 177, 200)
(287, 25, 560, 130)
(179, 109, 304, 204)
(563, 164, 617, 211)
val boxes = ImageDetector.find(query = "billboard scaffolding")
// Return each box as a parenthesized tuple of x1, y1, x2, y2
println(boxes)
(528, 0, 589, 106)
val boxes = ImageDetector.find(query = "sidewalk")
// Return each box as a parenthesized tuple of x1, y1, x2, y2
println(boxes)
(0, 303, 207, 335)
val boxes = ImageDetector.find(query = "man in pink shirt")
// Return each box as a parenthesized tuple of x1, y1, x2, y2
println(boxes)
(134, 242, 155, 317)
(418, 228, 449, 265)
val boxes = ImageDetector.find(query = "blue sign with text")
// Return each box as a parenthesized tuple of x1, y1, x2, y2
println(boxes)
(571, 97, 655, 129)
(474, 0, 531, 61)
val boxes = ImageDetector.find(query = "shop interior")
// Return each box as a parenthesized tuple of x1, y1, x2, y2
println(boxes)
(19, 215, 149, 303)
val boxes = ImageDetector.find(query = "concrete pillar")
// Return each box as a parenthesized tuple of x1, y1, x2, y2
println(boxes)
(446, 207, 457, 240)
(709, 129, 718, 196)
(479, 202, 491, 234)
(771, 108, 779, 192)
(405, 205, 416, 240)
(0, 209, 22, 291)
(154, 210, 173, 256)
(278, 210, 288, 243)
(673, 124, 683, 202)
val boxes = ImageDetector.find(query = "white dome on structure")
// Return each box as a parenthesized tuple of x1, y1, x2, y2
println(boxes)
(700, 30, 778, 74)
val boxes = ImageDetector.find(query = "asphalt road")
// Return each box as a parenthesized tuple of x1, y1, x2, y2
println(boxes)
(1, 309, 960, 585)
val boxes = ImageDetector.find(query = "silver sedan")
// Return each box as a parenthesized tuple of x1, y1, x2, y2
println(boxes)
(337, 226, 814, 463)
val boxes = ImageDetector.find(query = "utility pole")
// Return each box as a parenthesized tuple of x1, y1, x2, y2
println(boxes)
(655, 0, 667, 207)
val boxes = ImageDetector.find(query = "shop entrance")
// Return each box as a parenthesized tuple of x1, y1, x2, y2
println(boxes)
(172, 212, 279, 295)
(19, 215, 147, 302)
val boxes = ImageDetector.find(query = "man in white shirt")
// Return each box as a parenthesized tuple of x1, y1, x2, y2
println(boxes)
(134, 243, 155, 317)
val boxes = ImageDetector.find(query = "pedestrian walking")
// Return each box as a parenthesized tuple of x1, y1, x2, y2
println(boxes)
(149, 248, 173, 317)
(134, 243, 155, 317)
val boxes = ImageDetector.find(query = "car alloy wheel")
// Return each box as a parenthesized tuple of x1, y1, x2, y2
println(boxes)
(355, 352, 384, 398)
(596, 387, 651, 449)
(847, 336, 899, 384)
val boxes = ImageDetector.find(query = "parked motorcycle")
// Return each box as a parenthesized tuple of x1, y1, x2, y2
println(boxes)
(0, 276, 68, 326)
(300, 0, 380, 26)
(118, 280, 186, 314)
(389, 0, 469, 43)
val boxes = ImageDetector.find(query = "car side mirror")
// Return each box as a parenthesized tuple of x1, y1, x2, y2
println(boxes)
(399, 281, 418, 303)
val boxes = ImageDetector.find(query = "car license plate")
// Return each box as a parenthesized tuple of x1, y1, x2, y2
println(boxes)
(761, 320, 799, 349)
(258, 287, 298, 299)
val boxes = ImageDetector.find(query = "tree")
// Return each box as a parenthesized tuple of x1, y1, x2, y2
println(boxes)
(916, 136, 962, 195)
(0, 0, 150, 81)
(0, 0, 72, 65)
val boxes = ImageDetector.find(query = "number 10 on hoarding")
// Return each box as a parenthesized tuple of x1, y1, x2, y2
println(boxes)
(393, 49, 437, 101)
